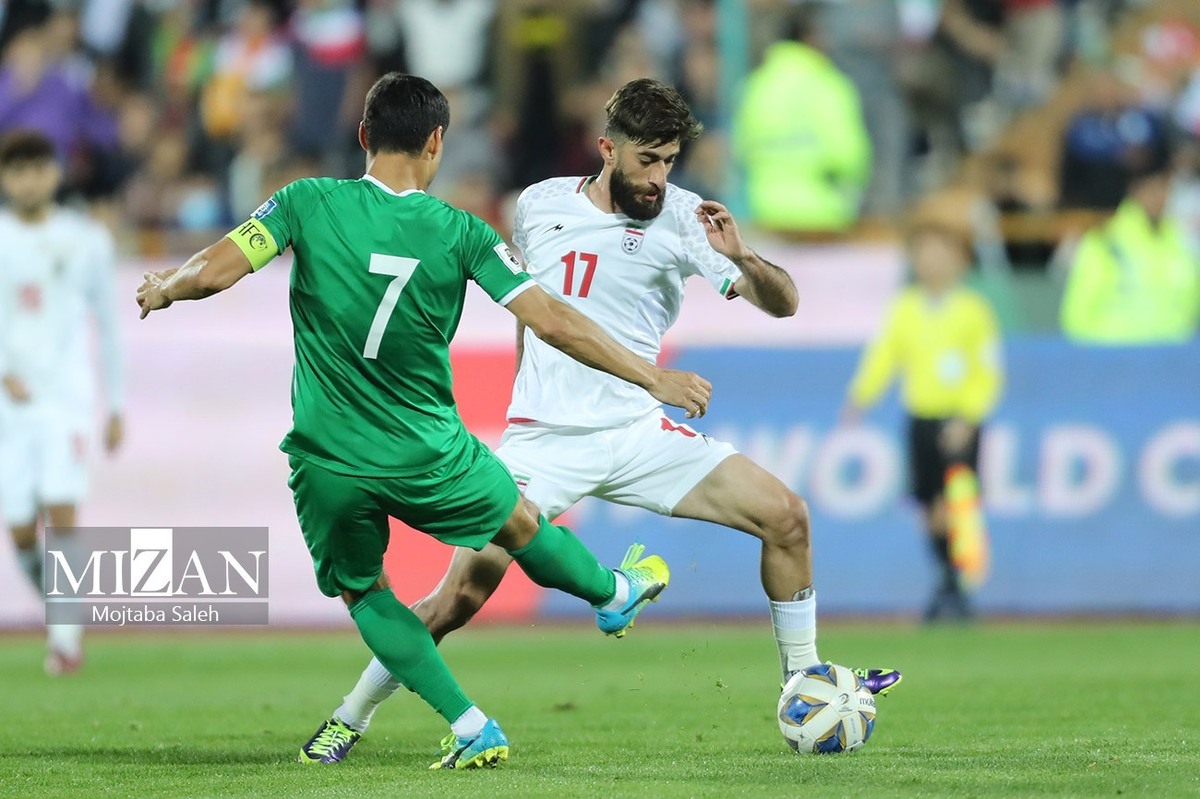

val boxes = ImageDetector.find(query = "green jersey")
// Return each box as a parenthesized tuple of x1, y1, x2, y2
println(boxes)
(249, 176, 532, 476)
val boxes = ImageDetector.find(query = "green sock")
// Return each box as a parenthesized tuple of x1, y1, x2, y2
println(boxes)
(348, 588, 473, 723)
(507, 516, 616, 607)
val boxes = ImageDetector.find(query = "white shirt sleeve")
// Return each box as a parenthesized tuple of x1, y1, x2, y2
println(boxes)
(86, 226, 124, 412)
(674, 188, 743, 298)
(512, 190, 530, 259)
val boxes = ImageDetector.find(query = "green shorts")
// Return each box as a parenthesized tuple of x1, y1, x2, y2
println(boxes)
(287, 436, 519, 598)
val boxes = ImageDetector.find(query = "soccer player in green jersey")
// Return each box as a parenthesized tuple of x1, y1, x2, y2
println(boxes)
(135, 73, 712, 770)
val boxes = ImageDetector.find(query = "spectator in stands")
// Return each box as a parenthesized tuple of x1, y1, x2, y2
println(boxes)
(904, 0, 1004, 177)
(735, 7, 871, 233)
(1059, 67, 1170, 210)
(843, 209, 1003, 623)
(994, 0, 1065, 112)
(289, 0, 369, 177)
(395, 0, 495, 92)
(1061, 146, 1200, 343)
(0, 16, 119, 188)
(1168, 135, 1200, 259)
(820, 0, 911, 216)
(198, 0, 291, 172)
(493, 1, 585, 189)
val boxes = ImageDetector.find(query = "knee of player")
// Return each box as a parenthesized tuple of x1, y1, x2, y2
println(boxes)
(9, 524, 38, 550)
(765, 491, 811, 551)
(415, 587, 478, 641)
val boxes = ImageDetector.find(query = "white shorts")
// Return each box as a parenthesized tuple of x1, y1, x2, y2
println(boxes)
(496, 412, 738, 520)
(0, 403, 90, 525)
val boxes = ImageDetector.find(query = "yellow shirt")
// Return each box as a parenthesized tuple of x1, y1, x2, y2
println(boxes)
(849, 286, 1003, 423)
(1060, 199, 1199, 344)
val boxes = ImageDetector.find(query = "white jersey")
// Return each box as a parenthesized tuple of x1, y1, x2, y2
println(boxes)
(0, 209, 123, 416)
(507, 176, 742, 428)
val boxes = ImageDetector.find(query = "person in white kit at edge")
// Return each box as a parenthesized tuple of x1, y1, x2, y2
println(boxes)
(0, 130, 124, 675)
(300, 78, 901, 763)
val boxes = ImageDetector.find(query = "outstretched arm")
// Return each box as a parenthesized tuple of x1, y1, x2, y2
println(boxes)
(505, 285, 713, 418)
(87, 231, 126, 453)
(136, 238, 254, 318)
(695, 200, 798, 318)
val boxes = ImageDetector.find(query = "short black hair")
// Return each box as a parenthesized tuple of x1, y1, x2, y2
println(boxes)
(362, 72, 450, 156)
(0, 130, 56, 169)
(605, 79, 703, 147)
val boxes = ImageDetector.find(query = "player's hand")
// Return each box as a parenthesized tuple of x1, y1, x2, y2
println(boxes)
(104, 413, 124, 455)
(2, 374, 31, 403)
(136, 271, 172, 318)
(648, 368, 712, 419)
(695, 200, 753, 262)
(939, 418, 975, 458)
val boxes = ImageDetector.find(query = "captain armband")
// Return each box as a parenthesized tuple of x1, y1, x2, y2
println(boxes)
(225, 218, 281, 272)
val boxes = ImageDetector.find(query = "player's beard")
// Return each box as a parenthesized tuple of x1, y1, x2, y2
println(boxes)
(610, 166, 665, 221)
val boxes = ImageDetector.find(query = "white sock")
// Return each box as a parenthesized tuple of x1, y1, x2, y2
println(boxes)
(770, 590, 819, 678)
(47, 624, 83, 658)
(600, 571, 631, 611)
(450, 705, 487, 739)
(333, 657, 403, 732)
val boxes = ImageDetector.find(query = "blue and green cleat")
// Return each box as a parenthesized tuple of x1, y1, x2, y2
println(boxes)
(298, 718, 361, 764)
(595, 543, 670, 638)
(430, 718, 510, 769)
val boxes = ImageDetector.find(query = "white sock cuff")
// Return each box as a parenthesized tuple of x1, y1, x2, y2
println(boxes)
(769, 592, 817, 632)
(450, 705, 488, 739)
(365, 657, 402, 690)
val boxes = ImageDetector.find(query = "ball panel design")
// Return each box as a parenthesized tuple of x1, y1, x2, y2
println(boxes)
(777, 663, 877, 755)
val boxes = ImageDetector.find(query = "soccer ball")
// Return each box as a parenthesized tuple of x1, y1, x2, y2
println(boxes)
(777, 663, 876, 754)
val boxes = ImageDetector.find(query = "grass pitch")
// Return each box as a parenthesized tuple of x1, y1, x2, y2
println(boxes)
(2, 621, 1198, 798)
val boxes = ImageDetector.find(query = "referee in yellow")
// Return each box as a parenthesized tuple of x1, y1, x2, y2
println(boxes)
(843, 214, 1003, 622)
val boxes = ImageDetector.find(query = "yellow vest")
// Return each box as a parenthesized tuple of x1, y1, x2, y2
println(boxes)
(735, 42, 871, 232)
(1061, 200, 1200, 343)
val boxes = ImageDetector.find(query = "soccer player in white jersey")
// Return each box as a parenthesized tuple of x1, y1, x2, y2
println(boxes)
(0, 131, 124, 674)
(300, 79, 899, 763)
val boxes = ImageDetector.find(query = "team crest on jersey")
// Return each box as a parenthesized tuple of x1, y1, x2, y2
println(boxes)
(252, 198, 278, 220)
(621, 227, 644, 254)
(493, 242, 522, 274)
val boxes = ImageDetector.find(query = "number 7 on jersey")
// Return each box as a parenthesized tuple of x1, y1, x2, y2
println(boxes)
(363, 253, 419, 359)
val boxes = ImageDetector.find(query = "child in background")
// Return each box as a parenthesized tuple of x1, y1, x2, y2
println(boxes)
(843, 215, 1003, 622)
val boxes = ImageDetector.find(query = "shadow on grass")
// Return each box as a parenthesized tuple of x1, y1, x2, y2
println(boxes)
(0, 743, 432, 769)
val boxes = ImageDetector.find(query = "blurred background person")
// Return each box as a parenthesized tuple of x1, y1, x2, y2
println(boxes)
(288, 0, 369, 179)
(734, 5, 871, 234)
(1058, 66, 1171, 211)
(0, 8, 120, 197)
(1060, 142, 1200, 343)
(0, 130, 123, 674)
(842, 208, 1003, 623)
(196, 0, 292, 180)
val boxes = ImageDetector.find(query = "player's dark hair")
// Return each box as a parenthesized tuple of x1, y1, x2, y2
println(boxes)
(0, 130, 56, 169)
(362, 72, 451, 156)
(605, 79, 703, 147)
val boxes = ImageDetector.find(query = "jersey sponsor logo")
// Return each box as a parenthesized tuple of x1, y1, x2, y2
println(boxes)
(252, 198, 278, 220)
(494, 242, 522, 274)
(622, 228, 644, 254)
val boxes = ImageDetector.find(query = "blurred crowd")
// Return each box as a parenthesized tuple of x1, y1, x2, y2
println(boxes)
(0, 0, 734, 241)
(0, 0, 1199, 266)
